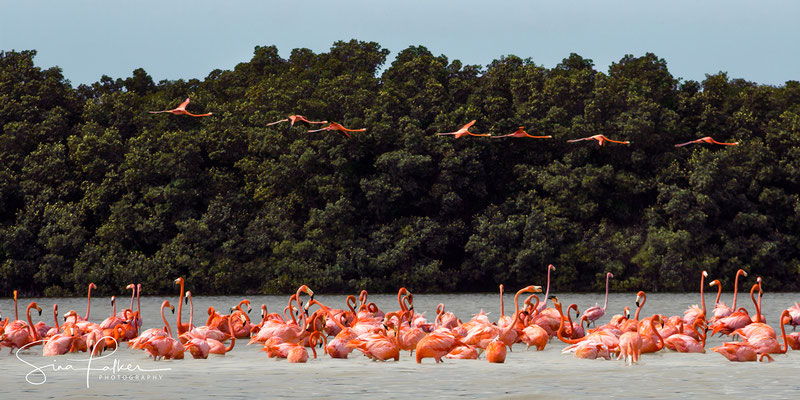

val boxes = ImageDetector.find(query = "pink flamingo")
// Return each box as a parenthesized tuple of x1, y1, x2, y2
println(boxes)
(141, 300, 184, 360)
(664, 319, 707, 353)
(435, 120, 489, 139)
(710, 269, 747, 321)
(148, 97, 212, 117)
(782, 302, 800, 330)
(416, 329, 465, 363)
(491, 127, 552, 139)
(674, 136, 738, 147)
(266, 115, 327, 127)
(307, 122, 366, 138)
(582, 272, 614, 327)
(683, 270, 708, 326)
(0, 302, 42, 351)
(711, 342, 773, 362)
(567, 134, 630, 146)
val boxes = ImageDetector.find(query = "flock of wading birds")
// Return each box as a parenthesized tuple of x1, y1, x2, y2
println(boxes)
(148, 97, 739, 147)
(1, 266, 799, 365)
(0, 99, 784, 366)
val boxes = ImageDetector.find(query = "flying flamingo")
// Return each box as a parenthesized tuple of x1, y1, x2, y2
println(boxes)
(148, 97, 212, 117)
(266, 115, 327, 127)
(491, 127, 552, 139)
(435, 120, 490, 139)
(674, 136, 738, 147)
(567, 134, 630, 146)
(581, 272, 614, 327)
(307, 122, 366, 138)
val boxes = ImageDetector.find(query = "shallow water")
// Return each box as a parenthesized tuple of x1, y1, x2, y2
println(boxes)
(1, 292, 798, 399)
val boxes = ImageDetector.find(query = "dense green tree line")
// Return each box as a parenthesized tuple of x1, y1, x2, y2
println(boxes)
(1, 41, 799, 296)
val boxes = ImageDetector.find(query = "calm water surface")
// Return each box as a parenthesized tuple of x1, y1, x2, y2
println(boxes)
(1, 292, 798, 399)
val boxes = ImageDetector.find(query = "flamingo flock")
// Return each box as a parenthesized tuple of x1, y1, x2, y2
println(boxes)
(149, 96, 739, 147)
(1, 266, 796, 367)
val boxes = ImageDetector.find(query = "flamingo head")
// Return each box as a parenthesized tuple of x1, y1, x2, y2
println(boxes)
(126, 283, 135, 290)
(607, 272, 614, 279)
(635, 291, 646, 307)
(89, 283, 97, 290)
(737, 269, 748, 278)
(548, 264, 556, 272)
(702, 270, 708, 278)
(184, 291, 191, 304)
(174, 277, 184, 286)
(709, 280, 719, 287)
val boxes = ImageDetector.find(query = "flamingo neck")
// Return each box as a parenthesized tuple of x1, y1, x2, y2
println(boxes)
(53, 306, 59, 331)
(780, 310, 789, 354)
(700, 274, 706, 316)
(500, 285, 505, 317)
(713, 283, 721, 306)
(176, 281, 184, 331)
(85, 285, 94, 320)
(650, 318, 664, 350)
(732, 272, 743, 310)
(14, 291, 18, 321)
(188, 294, 194, 329)
(26, 304, 38, 340)
(161, 303, 173, 338)
(635, 294, 646, 321)
(602, 274, 610, 311)
(225, 315, 236, 352)
(129, 287, 135, 310)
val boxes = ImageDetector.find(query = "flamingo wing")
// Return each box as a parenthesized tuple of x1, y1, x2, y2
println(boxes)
(176, 98, 191, 110)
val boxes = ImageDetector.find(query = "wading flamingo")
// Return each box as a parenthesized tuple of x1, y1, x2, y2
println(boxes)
(683, 270, 708, 326)
(491, 127, 552, 139)
(582, 272, 614, 326)
(710, 269, 747, 322)
(674, 136, 738, 147)
(307, 122, 366, 138)
(174, 277, 191, 336)
(0, 302, 42, 351)
(141, 301, 184, 360)
(266, 115, 327, 127)
(148, 97, 212, 117)
(567, 134, 629, 146)
(536, 264, 556, 313)
(436, 120, 489, 139)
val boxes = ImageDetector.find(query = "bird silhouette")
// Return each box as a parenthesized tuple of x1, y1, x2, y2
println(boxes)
(674, 136, 738, 147)
(436, 120, 490, 138)
(307, 122, 366, 138)
(491, 127, 552, 139)
(266, 115, 327, 127)
(567, 134, 629, 146)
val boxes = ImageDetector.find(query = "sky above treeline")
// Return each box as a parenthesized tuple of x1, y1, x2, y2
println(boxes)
(1, 0, 798, 86)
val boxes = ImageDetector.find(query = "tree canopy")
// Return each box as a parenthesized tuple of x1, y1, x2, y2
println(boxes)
(2, 41, 799, 296)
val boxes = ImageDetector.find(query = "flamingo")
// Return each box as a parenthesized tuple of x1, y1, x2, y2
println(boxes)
(581, 272, 614, 327)
(782, 302, 800, 330)
(664, 319, 708, 353)
(266, 115, 327, 127)
(683, 270, 708, 326)
(174, 277, 193, 336)
(0, 302, 42, 351)
(710, 269, 747, 322)
(416, 329, 465, 363)
(307, 122, 366, 138)
(435, 120, 489, 138)
(711, 342, 773, 362)
(181, 292, 229, 343)
(553, 298, 619, 358)
(141, 301, 184, 360)
(485, 309, 529, 363)
(148, 97, 212, 117)
(567, 134, 629, 146)
(491, 127, 552, 139)
(674, 136, 738, 147)
(99, 296, 125, 330)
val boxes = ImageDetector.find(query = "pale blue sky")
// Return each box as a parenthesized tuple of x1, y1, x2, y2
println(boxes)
(1, 0, 797, 86)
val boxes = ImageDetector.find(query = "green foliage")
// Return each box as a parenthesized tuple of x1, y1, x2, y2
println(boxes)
(1, 44, 799, 296)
